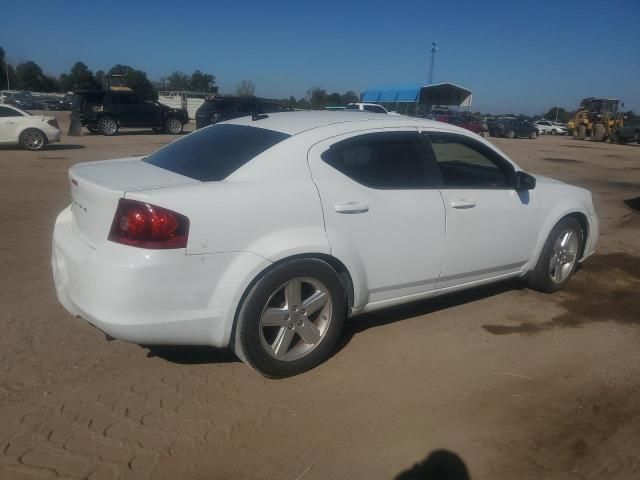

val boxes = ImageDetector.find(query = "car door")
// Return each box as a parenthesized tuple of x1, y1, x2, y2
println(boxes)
(110, 92, 138, 126)
(422, 130, 541, 289)
(308, 129, 446, 307)
(0, 106, 21, 142)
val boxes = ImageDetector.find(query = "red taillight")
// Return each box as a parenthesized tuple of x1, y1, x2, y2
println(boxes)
(108, 199, 189, 249)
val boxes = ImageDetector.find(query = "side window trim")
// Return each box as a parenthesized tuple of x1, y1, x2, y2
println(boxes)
(421, 130, 516, 189)
(322, 130, 436, 190)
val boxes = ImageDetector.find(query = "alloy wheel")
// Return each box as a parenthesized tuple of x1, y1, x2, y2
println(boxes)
(549, 229, 579, 283)
(100, 118, 117, 135)
(23, 130, 44, 150)
(259, 277, 333, 361)
(167, 118, 182, 134)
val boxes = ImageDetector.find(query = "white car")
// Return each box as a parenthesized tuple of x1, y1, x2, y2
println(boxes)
(52, 112, 598, 377)
(535, 120, 568, 135)
(0, 104, 61, 150)
(346, 102, 389, 113)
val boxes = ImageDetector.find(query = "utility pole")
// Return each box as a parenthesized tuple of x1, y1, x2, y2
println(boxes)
(428, 42, 438, 84)
(554, 106, 559, 122)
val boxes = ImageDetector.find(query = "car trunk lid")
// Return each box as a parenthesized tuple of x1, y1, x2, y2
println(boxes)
(69, 157, 197, 248)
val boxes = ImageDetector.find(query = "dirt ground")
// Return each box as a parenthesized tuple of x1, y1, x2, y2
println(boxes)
(0, 112, 639, 480)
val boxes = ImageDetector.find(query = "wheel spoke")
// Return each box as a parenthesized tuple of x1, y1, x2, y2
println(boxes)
(272, 327, 295, 359)
(549, 254, 560, 274)
(285, 280, 302, 310)
(297, 321, 321, 345)
(261, 307, 288, 327)
(302, 290, 329, 315)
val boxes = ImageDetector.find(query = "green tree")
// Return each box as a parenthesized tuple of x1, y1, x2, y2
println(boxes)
(15, 61, 58, 92)
(340, 91, 359, 105)
(108, 64, 157, 99)
(0, 47, 17, 90)
(235, 80, 255, 97)
(307, 86, 327, 109)
(326, 92, 341, 106)
(543, 107, 570, 123)
(60, 62, 100, 91)
(189, 70, 216, 92)
(165, 71, 190, 91)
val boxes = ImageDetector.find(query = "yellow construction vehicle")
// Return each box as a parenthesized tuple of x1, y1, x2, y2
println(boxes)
(568, 97, 624, 142)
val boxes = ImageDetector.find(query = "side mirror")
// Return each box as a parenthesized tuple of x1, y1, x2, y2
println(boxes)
(516, 171, 536, 190)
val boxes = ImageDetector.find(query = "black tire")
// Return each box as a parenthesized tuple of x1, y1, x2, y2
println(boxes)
(233, 259, 346, 378)
(506, 130, 515, 139)
(635, 130, 640, 144)
(527, 217, 583, 293)
(550, 129, 557, 135)
(98, 116, 118, 136)
(19, 128, 47, 151)
(574, 125, 586, 140)
(590, 123, 605, 142)
(164, 117, 183, 134)
(529, 130, 538, 139)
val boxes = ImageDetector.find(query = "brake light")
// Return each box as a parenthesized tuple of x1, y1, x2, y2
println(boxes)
(108, 199, 189, 249)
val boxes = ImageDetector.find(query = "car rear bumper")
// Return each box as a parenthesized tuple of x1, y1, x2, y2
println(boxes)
(51, 206, 268, 347)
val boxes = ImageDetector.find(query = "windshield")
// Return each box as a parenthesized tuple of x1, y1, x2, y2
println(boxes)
(144, 124, 290, 181)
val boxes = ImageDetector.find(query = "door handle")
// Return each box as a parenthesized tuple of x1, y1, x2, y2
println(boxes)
(450, 199, 476, 209)
(334, 202, 369, 214)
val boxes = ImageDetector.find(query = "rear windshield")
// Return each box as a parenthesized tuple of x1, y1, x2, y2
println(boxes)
(144, 124, 290, 181)
(197, 99, 229, 113)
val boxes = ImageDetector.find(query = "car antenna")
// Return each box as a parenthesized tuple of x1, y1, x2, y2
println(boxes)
(250, 98, 268, 121)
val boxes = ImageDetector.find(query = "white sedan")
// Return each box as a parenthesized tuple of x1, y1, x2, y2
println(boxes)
(535, 120, 568, 135)
(0, 104, 61, 150)
(52, 111, 598, 377)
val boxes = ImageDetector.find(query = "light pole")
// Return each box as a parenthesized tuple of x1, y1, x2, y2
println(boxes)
(428, 42, 438, 85)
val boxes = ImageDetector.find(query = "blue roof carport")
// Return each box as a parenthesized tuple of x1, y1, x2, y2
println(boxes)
(361, 83, 472, 112)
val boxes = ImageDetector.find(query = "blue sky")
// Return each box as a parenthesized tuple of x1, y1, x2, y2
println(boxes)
(2, 0, 639, 114)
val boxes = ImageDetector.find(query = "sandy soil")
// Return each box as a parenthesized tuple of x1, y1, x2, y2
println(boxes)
(0, 112, 639, 480)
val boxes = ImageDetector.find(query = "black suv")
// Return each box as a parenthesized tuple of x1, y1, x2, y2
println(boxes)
(71, 89, 189, 136)
(195, 97, 291, 129)
(488, 117, 538, 139)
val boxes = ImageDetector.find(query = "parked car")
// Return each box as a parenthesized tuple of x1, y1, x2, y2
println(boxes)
(6, 93, 38, 111)
(195, 97, 291, 129)
(430, 110, 484, 136)
(612, 119, 640, 144)
(534, 120, 568, 135)
(345, 102, 388, 113)
(71, 89, 189, 135)
(0, 104, 60, 150)
(52, 111, 598, 377)
(40, 96, 68, 111)
(489, 117, 538, 139)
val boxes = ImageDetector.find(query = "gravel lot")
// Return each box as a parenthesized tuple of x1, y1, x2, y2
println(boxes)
(1, 112, 639, 480)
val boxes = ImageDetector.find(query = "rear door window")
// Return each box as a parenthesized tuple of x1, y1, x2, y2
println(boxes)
(321, 132, 431, 189)
(144, 124, 290, 181)
(0, 106, 21, 117)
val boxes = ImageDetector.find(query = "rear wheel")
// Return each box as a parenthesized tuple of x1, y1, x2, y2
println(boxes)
(19, 128, 47, 151)
(574, 125, 586, 140)
(506, 130, 515, 139)
(590, 123, 605, 142)
(551, 129, 557, 135)
(164, 117, 183, 134)
(527, 217, 583, 293)
(233, 259, 346, 377)
(98, 116, 118, 136)
(529, 130, 538, 139)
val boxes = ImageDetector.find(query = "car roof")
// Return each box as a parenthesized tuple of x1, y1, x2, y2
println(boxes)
(223, 110, 456, 135)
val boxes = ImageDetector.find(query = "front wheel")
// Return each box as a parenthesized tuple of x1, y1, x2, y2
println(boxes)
(19, 128, 47, 151)
(164, 117, 183, 134)
(551, 129, 557, 135)
(98, 116, 118, 136)
(233, 259, 346, 377)
(506, 130, 515, 139)
(527, 217, 583, 293)
(590, 123, 605, 142)
(529, 130, 538, 139)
